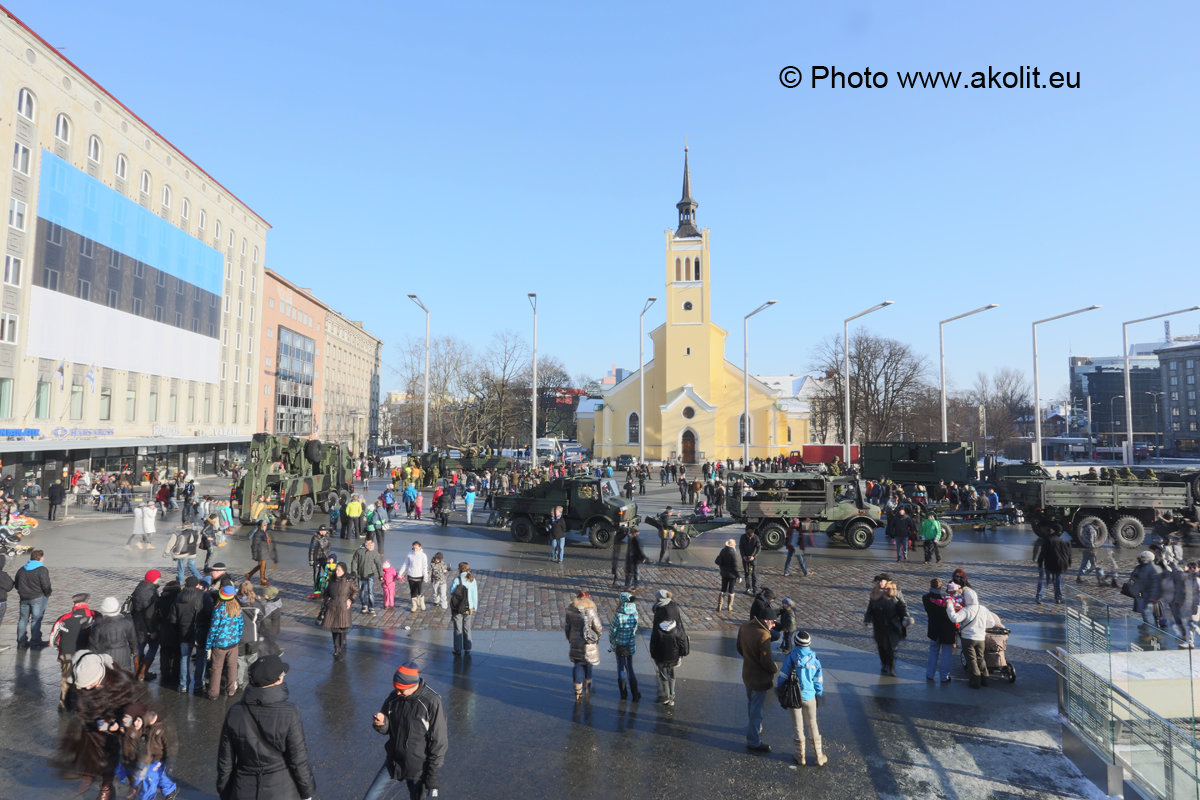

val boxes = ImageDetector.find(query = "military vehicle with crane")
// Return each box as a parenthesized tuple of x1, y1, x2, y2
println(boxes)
(233, 433, 355, 525)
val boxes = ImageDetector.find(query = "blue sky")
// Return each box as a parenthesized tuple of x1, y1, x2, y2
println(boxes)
(16, 1, 1198, 400)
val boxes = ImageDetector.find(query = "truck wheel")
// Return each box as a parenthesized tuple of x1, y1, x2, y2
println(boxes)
(588, 523, 614, 548)
(1073, 515, 1109, 547)
(511, 517, 535, 543)
(938, 521, 954, 547)
(286, 499, 301, 524)
(672, 531, 692, 550)
(845, 520, 875, 550)
(299, 496, 314, 522)
(759, 523, 786, 550)
(1111, 516, 1146, 548)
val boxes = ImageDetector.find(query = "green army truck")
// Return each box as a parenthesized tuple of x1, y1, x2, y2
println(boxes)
(493, 476, 638, 548)
(861, 441, 1050, 496)
(234, 433, 355, 525)
(1005, 476, 1195, 548)
(726, 471, 893, 550)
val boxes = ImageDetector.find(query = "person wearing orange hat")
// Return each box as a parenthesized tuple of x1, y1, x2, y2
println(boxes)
(364, 661, 447, 800)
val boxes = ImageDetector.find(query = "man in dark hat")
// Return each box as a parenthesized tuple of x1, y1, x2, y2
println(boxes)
(217, 654, 316, 800)
(736, 603, 779, 754)
(363, 661, 447, 800)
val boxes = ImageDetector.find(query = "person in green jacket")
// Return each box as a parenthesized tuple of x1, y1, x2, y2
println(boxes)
(919, 512, 943, 565)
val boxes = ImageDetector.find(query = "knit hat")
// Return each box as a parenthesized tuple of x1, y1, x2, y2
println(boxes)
(144, 569, 161, 583)
(249, 654, 289, 687)
(184, 576, 199, 588)
(98, 596, 120, 615)
(781, 597, 793, 607)
(393, 662, 420, 691)
(210, 562, 228, 571)
(793, 630, 811, 648)
(218, 584, 237, 601)
(1139, 551, 1155, 563)
(655, 589, 672, 602)
(72, 651, 113, 688)
(757, 605, 778, 622)
(262, 585, 279, 600)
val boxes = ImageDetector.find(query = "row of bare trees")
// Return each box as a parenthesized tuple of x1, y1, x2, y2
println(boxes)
(808, 330, 1035, 457)
(387, 331, 578, 451)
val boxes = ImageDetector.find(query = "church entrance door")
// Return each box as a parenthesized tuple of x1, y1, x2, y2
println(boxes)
(681, 430, 696, 464)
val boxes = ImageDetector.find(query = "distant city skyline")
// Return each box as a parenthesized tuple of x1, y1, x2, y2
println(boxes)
(13, 1, 1196, 399)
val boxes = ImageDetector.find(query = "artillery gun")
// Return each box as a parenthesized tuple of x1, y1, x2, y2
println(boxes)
(234, 433, 354, 525)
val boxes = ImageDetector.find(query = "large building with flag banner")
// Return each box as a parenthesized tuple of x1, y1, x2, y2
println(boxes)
(0, 6, 266, 485)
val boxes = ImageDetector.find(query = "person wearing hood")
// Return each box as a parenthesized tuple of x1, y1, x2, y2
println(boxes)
(51, 593, 96, 709)
(714, 538, 741, 614)
(15, 547, 52, 648)
(217, 655, 317, 800)
(608, 591, 640, 701)
(88, 597, 139, 674)
(776, 630, 828, 767)
(1129, 550, 1165, 637)
(259, 585, 283, 657)
(737, 603, 779, 754)
(564, 590, 603, 701)
(649, 589, 688, 707)
(129, 570, 162, 681)
(945, 586, 998, 688)
(364, 661, 447, 800)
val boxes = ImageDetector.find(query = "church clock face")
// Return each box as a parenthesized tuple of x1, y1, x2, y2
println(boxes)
(683, 301, 693, 311)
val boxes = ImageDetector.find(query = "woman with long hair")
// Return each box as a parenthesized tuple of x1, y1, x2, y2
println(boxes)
(564, 590, 603, 701)
(864, 578, 908, 676)
(321, 561, 358, 659)
(449, 561, 477, 655)
(609, 591, 640, 701)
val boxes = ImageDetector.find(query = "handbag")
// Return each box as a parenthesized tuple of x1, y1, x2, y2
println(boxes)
(677, 630, 691, 658)
(776, 666, 803, 709)
(1119, 580, 1136, 599)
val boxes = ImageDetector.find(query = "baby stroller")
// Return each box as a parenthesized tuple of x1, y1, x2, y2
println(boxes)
(961, 624, 1017, 683)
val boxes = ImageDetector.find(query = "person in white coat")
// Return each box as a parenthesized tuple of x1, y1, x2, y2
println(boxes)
(397, 541, 431, 612)
(125, 501, 155, 549)
(945, 585, 998, 688)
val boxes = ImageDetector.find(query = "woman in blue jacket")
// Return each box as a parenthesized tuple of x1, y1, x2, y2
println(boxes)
(776, 630, 828, 767)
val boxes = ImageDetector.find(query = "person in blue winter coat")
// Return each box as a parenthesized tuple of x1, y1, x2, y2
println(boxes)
(776, 630, 828, 767)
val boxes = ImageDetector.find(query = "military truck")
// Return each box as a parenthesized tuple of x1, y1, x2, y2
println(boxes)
(726, 471, 907, 550)
(861, 441, 1049, 496)
(234, 433, 355, 525)
(408, 449, 512, 488)
(1005, 476, 1196, 548)
(492, 476, 638, 548)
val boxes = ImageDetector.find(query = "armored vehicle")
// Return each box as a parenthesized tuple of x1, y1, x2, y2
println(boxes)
(726, 471, 895, 550)
(234, 433, 355, 525)
(492, 476, 638, 548)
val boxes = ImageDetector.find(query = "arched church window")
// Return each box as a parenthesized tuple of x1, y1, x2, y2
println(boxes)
(739, 413, 748, 445)
(694, 256, 701, 280)
(787, 425, 793, 443)
(685, 347, 691, 356)
(628, 412, 640, 444)
(685, 257, 691, 278)
(675, 258, 681, 282)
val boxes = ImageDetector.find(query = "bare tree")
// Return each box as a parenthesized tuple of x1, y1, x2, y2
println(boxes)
(969, 367, 1033, 456)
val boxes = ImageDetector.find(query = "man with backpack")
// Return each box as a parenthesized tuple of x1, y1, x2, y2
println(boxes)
(166, 523, 203, 585)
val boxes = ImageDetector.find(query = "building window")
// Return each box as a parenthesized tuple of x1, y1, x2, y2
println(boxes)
(240, 238, 247, 256)
(674, 258, 681, 281)
(12, 142, 30, 175)
(43, 268, 60, 291)
(132, 297, 142, 315)
(252, 246, 259, 264)
(1171, 376, 1179, 386)
(139, 170, 151, 195)
(1189, 360, 1196, 369)
(8, 198, 27, 231)
(106, 289, 118, 308)
(153, 305, 163, 322)
(115, 154, 128, 180)
(76, 279, 90, 301)
(787, 425, 793, 443)
(695, 255, 701, 280)
(181, 198, 190, 227)
(35, 381, 50, 418)
(187, 395, 195, 422)
(214, 220, 221, 245)
(47, 222, 63, 245)
(80, 239, 93, 258)
(16, 88, 35, 121)
(168, 394, 178, 423)
(161, 185, 172, 208)
(99, 388, 112, 421)
(3, 255, 22, 286)
(55, 114, 71, 143)
(1189, 375, 1196, 385)
(155, 271, 166, 287)
(69, 383, 84, 419)
(198, 209, 207, 233)
(204, 397, 211, 423)
(133, 261, 144, 278)
(149, 391, 158, 422)
(88, 135, 101, 163)
(682, 406, 695, 419)
(683, 301, 693, 311)
(739, 413, 748, 445)
(0, 313, 17, 344)
(1170, 361, 1178, 370)
(0, 378, 11, 417)
(628, 412, 640, 444)
(125, 390, 136, 421)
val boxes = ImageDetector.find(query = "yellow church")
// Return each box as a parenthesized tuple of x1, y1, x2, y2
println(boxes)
(577, 150, 809, 464)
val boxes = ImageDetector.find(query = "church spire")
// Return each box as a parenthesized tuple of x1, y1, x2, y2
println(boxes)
(675, 146, 701, 238)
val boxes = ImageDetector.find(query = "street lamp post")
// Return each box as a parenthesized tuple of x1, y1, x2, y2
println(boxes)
(1145, 391, 1162, 462)
(743, 300, 777, 466)
(639, 297, 657, 465)
(940, 304, 998, 441)
(406, 294, 430, 454)
(528, 293, 537, 464)
(843, 301, 894, 464)
(1109, 395, 1124, 452)
(1032, 305, 1101, 463)
(1122, 307, 1200, 465)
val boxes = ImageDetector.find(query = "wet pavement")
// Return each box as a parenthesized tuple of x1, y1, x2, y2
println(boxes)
(0, 478, 1165, 799)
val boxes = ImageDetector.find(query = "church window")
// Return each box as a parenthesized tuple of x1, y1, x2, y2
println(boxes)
(739, 413, 749, 445)
(787, 425, 793, 443)
(675, 258, 681, 282)
(628, 411, 640, 444)
(683, 301, 693, 311)
(694, 256, 701, 280)
(685, 257, 691, 277)
(685, 347, 691, 356)
(682, 406, 695, 419)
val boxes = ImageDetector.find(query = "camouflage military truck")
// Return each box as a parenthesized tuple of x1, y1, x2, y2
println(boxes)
(234, 433, 355, 525)
(1005, 475, 1196, 548)
(493, 476, 637, 548)
(408, 449, 512, 488)
(726, 471, 890, 550)
(862, 441, 1050, 498)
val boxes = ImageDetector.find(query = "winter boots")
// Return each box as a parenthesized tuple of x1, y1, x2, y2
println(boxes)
(418, 596, 427, 611)
(619, 679, 628, 699)
(716, 593, 734, 613)
(794, 737, 829, 767)
(574, 682, 584, 701)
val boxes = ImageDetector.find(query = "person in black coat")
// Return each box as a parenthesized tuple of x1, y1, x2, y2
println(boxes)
(88, 597, 139, 672)
(1036, 531, 1073, 605)
(129, 570, 161, 681)
(738, 527, 762, 595)
(714, 538, 741, 613)
(246, 522, 278, 587)
(169, 577, 207, 694)
(217, 655, 317, 800)
(46, 479, 66, 520)
(649, 590, 687, 706)
(864, 579, 908, 676)
(922, 578, 958, 683)
(624, 528, 648, 590)
(363, 661, 447, 800)
(156, 581, 181, 689)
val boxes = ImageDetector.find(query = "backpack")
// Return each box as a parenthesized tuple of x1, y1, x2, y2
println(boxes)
(241, 605, 262, 645)
(449, 582, 469, 615)
(120, 594, 134, 615)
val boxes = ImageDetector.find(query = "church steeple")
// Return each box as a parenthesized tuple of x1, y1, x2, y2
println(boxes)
(675, 146, 701, 238)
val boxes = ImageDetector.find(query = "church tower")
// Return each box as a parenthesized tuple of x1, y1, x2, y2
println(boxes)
(661, 147, 720, 398)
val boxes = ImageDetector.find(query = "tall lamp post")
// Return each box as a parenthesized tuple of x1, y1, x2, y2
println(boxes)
(940, 304, 998, 441)
(1122, 307, 1200, 465)
(844, 301, 894, 464)
(1145, 391, 1163, 462)
(528, 293, 537, 464)
(743, 300, 777, 466)
(1109, 395, 1124, 452)
(406, 294, 430, 454)
(638, 297, 657, 464)
(1032, 305, 1100, 463)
